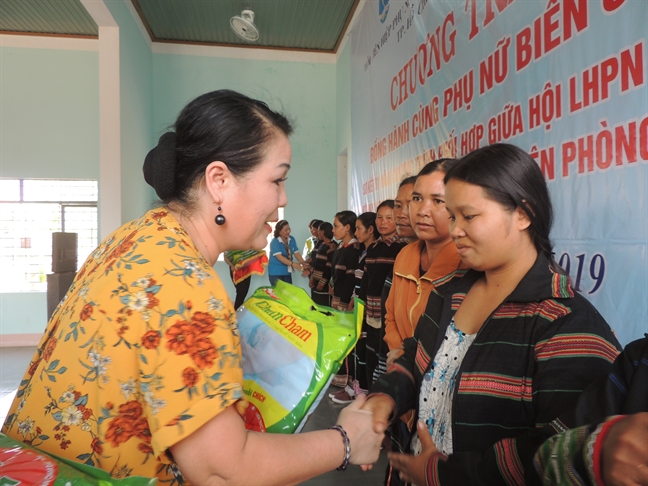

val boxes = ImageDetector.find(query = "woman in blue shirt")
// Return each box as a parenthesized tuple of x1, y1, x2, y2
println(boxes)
(268, 219, 305, 285)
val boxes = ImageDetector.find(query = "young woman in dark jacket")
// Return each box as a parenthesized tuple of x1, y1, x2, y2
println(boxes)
(329, 210, 361, 311)
(359, 200, 408, 386)
(329, 210, 361, 387)
(309, 222, 335, 306)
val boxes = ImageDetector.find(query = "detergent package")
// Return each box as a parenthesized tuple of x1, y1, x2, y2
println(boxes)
(0, 433, 155, 485)
(238, 280, 363, 434)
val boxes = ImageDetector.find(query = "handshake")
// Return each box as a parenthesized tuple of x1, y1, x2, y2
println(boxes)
(334, 394, 441, 485)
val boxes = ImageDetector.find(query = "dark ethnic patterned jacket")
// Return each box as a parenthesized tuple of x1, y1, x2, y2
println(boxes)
(358, 234, 408, 321)
(370, 254, 622, 486)
(309, 241, 335, 291)
(329, 239, 362, 310)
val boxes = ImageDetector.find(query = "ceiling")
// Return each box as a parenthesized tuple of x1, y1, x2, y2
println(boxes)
(0, 0, 97, 38)
(0, 0, 360, 53)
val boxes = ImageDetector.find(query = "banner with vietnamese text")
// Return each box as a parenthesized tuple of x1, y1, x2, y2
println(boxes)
(350, 0, 648, 346)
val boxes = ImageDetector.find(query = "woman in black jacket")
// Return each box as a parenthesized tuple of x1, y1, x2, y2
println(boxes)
(329, 210, 361, 388)
(309, 222, 335, 306)
(329, 210, 361, 311)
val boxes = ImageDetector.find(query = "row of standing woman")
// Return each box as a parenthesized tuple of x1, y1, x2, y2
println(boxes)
(302, 160, 470, 405)
(295, 205, 398, 395)
(298, 146, 625, 485)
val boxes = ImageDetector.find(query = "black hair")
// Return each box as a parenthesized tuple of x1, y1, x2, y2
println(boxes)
(357, 212, 379, 240)
(416, 158, 457, 178)
(310, 219, 323, 229)
(273, 219, 290, 238)
(334, 210, 358, 233)
(444, 143, 563, 273)
(144, 89, 292, 204)
(377, 199, 395, 210)
(399, 175, 417, 188)
(319, 222, 333, 240)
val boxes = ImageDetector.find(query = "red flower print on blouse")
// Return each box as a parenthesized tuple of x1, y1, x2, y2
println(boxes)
(141, 330, 161, 350)
(118, 400, 143, 420)
(182, 367, 200, 387)
(78, 405, 93, 421)
(91, 437, 104, 454)
(146, 292, 159, 309)
(105, 230, 138, 266)
(191, 311, 216, 337)
(80, 303, 93, 321)
(166, 320, 197, 355)
(105, 416, 137, 447)
(27, 358, 42, 377)
(189, 338, 217, 370)
(105, 400, 147, 448)
(43, 336, 57, 362)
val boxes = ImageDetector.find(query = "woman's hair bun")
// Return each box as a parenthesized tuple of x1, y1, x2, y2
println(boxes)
(143, 132, 177, 201)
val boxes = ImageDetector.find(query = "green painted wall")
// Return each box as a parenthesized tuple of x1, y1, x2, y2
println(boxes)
(336, 42, 351, 157)
(0, 293, 47, 337)
(152, 53, 339, 295)
(0, 47, 99, 179)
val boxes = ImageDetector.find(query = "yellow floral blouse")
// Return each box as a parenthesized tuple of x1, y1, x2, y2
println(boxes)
(2, 208, 244, 483)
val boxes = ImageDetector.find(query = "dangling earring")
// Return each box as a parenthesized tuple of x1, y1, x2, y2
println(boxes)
(215, 206, 226, 225)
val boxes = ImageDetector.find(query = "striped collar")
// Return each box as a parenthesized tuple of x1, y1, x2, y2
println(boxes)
(440, 254, 574, 303)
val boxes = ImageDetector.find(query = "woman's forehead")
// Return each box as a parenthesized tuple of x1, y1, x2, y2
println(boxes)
(396, 184, 414, 198)
(446, 179, 482, 196)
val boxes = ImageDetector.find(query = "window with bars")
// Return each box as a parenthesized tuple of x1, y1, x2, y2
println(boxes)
(0, 179, 98, 292)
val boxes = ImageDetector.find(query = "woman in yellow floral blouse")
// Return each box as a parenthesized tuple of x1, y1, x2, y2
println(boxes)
(2, 90, 382, 484)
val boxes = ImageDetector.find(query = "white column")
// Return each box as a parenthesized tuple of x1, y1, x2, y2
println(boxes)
(80, 0, 121, 239)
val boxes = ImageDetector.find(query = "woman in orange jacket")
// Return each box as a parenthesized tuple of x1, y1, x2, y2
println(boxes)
(383, 159, 466, 365)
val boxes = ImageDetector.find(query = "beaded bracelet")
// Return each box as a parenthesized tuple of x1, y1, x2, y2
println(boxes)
(329, 425, 351, 471)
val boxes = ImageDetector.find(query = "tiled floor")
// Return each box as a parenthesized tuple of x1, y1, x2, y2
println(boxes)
(0, 346, 388, 485)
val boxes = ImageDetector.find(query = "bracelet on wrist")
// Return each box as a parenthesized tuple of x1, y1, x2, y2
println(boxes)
(330, 425, 351, 471)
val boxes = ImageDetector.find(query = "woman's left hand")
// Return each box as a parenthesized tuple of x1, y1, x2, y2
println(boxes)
(388, 420, 443, 485)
